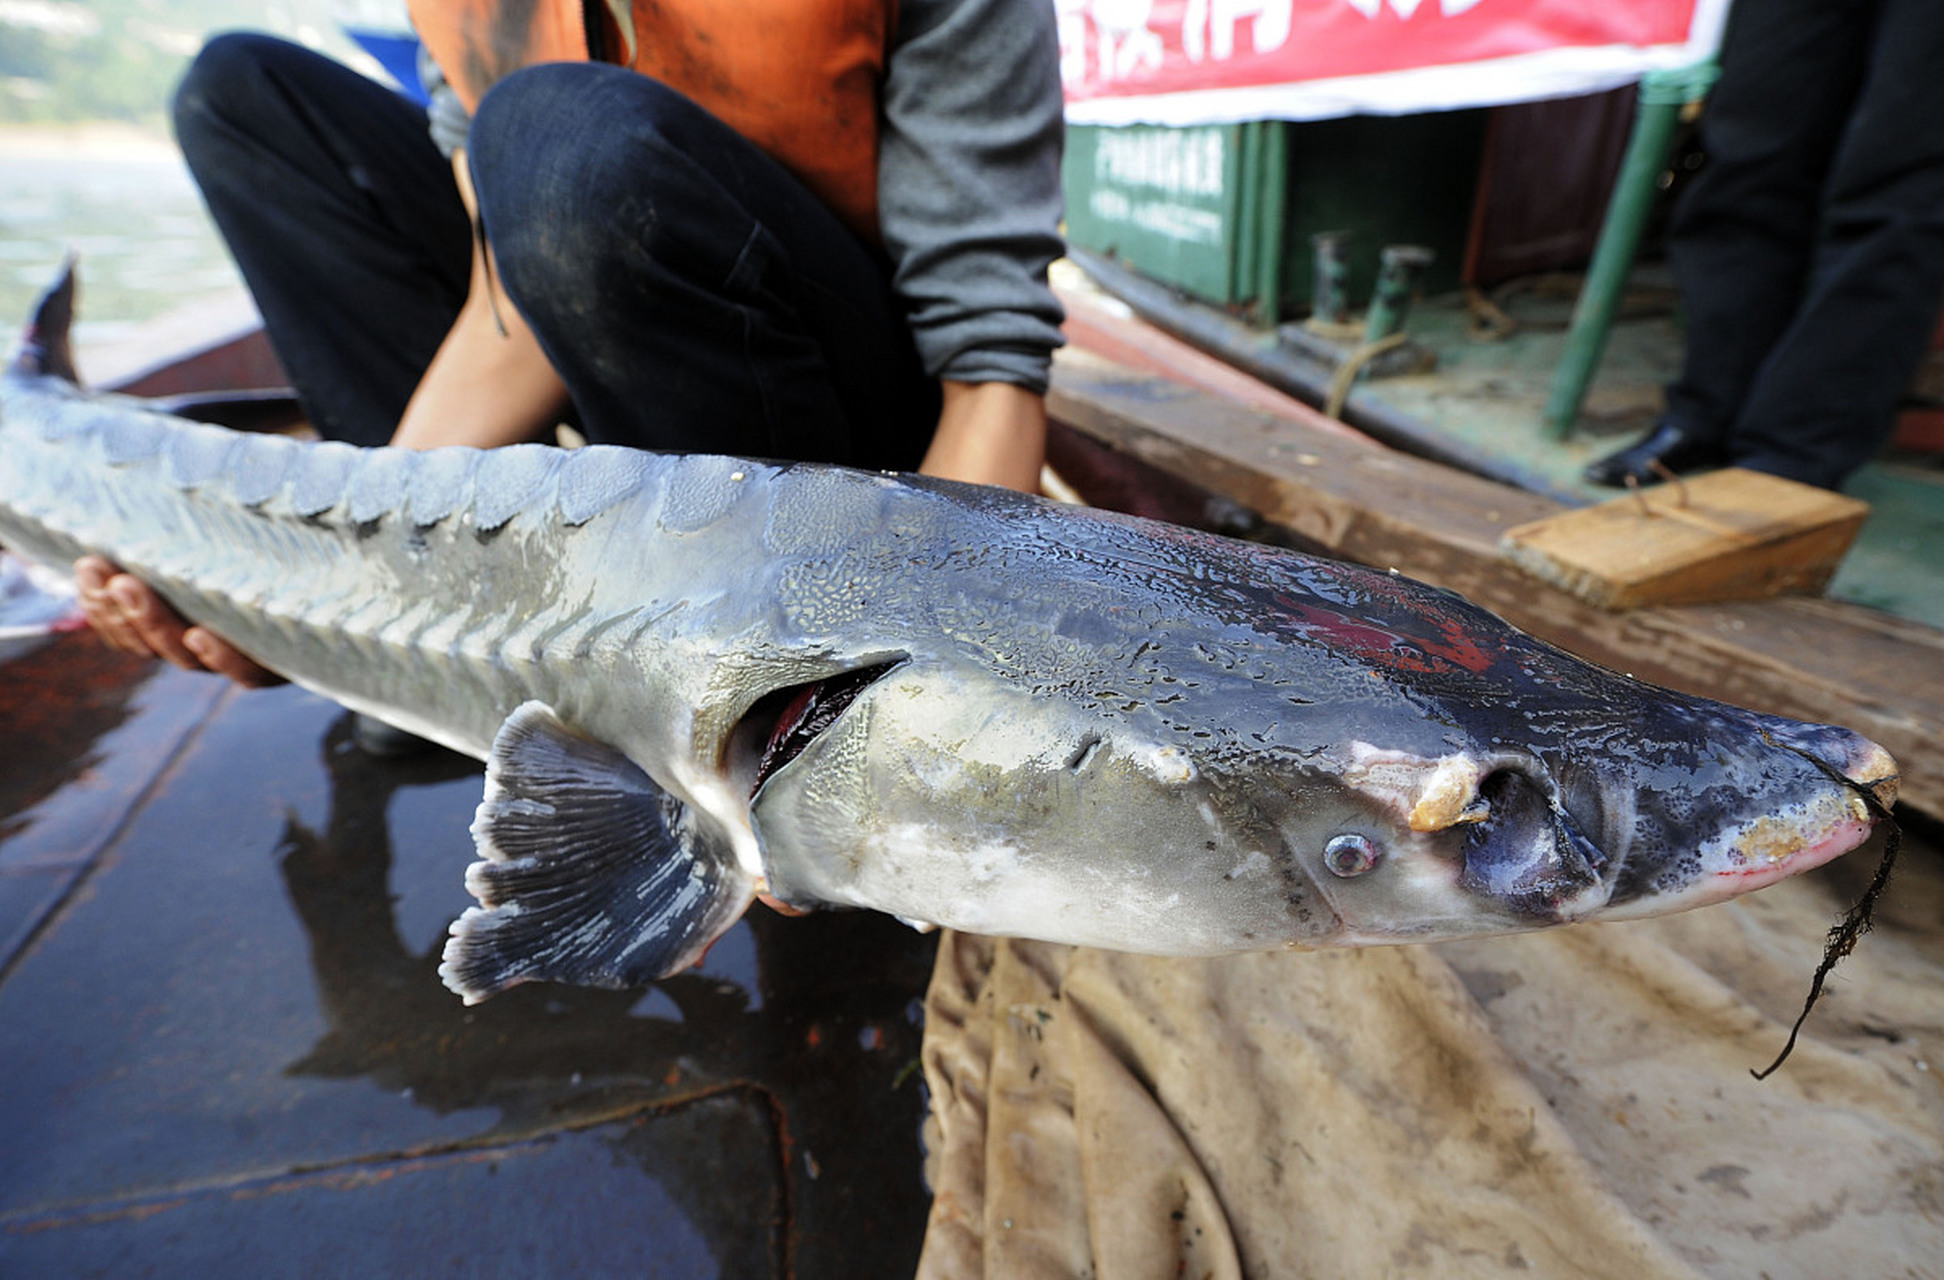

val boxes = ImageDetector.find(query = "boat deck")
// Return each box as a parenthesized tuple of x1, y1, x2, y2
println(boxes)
(1061, 253, 1944, 632)
(5, 266, 1939, 1276)
(0, 638, 936, 1276)
(1363, 278, 1944, 629)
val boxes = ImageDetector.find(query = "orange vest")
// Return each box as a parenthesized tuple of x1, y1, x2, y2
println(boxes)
(407, 0, 896, 240)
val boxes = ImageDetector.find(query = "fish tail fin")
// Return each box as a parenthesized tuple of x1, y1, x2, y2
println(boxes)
(439, 701, 756, 1004)
(13, 254, 79, 384)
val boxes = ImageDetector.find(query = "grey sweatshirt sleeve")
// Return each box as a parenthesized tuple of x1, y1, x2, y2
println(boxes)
(879, 0, 1068, 393)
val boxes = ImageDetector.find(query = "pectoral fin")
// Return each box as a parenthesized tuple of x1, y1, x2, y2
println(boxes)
(438, 701, 754, 1004)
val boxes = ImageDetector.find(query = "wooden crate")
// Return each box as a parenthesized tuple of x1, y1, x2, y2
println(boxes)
(1498, 469, 1869, 610)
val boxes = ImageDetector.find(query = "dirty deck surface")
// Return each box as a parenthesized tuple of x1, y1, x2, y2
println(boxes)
(1061, 256, 1944, 632)
(1360, 280, 1944, 626)
(0, 633, 937, 1277)
(1330, 278, 1944, 630)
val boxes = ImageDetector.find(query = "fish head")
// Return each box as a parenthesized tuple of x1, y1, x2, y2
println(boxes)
(1217, 562, 1901, 942)
(743, 636, 1893, 951)
(743, 505, 1896, 951)
(1261, 700, 1896, 945)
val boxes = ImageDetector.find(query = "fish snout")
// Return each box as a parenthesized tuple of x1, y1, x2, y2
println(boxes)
(1595, 710, 1898, 921)
(1758, 718, 1901, 813)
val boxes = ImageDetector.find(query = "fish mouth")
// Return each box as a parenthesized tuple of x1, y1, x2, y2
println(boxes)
(1597, 802, 1877, 923)
(1721, 814, 1877, 890)
(1720, 730, 1899, 890)
(1726, 722, 1900, 889)
(1595, 730, 1898, 923)
(742, 659, 907, 798)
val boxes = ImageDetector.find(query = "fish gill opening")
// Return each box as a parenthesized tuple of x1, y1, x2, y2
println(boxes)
(737, 660, 909, 799)
(1457, 762, 1609, 919)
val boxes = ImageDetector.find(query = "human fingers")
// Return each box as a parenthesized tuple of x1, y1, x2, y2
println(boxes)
(108, 577, 283, 686)
(74, 557, 284, 687)
(183, 627, 285, 688)
(107, 573, 205, 671)
(74, 556, 153, 656)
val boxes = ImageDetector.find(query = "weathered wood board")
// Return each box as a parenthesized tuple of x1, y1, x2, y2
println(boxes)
(1047, 348, 1944, 818)
(1499, 468, 1870, 610)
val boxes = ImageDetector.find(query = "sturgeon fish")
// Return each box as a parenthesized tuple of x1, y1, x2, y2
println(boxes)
(0, 269, 1898, 1003)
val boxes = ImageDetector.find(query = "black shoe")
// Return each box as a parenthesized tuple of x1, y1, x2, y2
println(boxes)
(1584, 420, 1725, 488)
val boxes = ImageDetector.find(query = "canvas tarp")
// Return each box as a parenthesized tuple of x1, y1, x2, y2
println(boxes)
(916, 847, 1944, 1278)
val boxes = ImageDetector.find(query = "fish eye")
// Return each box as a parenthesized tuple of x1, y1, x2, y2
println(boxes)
(1324, 833, 1381, 878)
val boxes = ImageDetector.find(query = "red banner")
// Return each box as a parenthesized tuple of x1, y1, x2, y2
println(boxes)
(1060, 0, 1726, 124)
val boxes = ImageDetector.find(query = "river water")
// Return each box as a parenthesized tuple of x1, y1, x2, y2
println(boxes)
(0, 128, 242, 352)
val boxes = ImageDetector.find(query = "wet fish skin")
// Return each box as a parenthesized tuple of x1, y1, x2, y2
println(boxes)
(0, 272, 1897, 1002)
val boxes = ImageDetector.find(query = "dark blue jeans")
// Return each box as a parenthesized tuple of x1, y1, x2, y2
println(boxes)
(175, 36, 937, 467)
(174, 32, 470, 446)
(1662, 0, 1944, 487)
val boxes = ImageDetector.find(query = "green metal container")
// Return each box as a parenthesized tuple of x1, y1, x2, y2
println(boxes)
(1063, 121, 1287, 325)
(1063, 113, 1488, 329)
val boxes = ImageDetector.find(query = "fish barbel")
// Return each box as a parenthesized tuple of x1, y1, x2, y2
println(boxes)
(0, 267, 1898, 1002)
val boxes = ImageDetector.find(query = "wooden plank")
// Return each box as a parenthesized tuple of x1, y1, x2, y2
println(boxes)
(80, 289, 278, 394)
(1047, 348, 1944, 818)
(1498, 468, 1869, 609)
(1053, 274, 1373, 444)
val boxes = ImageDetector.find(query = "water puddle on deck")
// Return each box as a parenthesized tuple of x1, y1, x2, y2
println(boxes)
(0, 634, 937, 1276)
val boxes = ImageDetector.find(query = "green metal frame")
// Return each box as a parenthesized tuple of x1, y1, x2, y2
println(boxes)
(1542, 63, 1720, 439)
(1245, 120, 1288, 326)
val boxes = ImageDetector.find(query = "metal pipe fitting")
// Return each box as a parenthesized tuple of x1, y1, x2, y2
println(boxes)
(1363, 245, 1435, 342)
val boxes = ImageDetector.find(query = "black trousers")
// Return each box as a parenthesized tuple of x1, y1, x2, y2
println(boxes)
(173, 34, 937, 466)
(1663, 0, 1944, 488)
